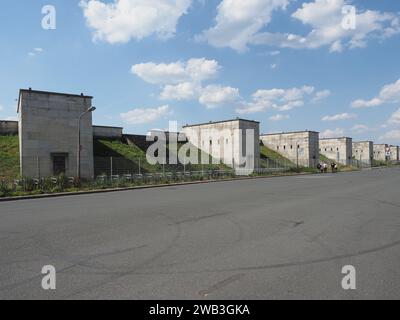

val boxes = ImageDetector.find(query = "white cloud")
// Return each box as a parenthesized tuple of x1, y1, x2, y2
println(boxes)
(311, 89, 331, 103)
(322, 112, 357, 121)
(236, 85, 316, 114)
(131, 58, 220, 84)
(269, 114, 289, 121)
(269, 50, 281, 56)
(0, 104, 3, 112)
(80, 0, 192, 44)
(250, 0, 400, 53)
(132, 58, 238, 108)
(160, 82, 200, 100)
(388, 108, 400, 125)
(321, 128, 345, 138)
(197, 0, 289, 52)
(28, 47, 44, 57)
(199, 85, 240, 109)
(380, 130, 400, 141)
(352, 98, 383, 108)
(352, 79, 400, 108)
(351, 124, 369, 134)
(120, 105, 170, 124)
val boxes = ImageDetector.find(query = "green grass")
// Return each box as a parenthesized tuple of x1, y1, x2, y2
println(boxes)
(94, 139, 230, 175)
(260, 145, 296, 168)
(0, 135, 20, 179)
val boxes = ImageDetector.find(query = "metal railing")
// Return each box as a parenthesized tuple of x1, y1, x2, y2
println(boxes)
(0, 165, 298, 197)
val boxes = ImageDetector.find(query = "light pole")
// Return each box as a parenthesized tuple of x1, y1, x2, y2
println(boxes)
(77, 106, 96, 181)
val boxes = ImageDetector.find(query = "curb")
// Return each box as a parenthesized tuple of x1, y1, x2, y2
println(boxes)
(0, 172, 313, 203)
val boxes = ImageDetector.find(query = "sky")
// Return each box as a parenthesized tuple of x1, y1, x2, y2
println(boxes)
(0, 0, 400, 143)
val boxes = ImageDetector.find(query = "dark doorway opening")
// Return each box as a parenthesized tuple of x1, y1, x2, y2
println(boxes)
(51, 153, 68, 176)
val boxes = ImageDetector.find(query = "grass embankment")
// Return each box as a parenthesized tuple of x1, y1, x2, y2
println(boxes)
(94, 139, 230, 176)
(0, 135, 19, 179)
(260, 145, 296, 168)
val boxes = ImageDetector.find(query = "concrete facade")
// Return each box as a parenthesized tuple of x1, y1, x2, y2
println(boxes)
(18, 89, 94, 178)
(373, 144, 389, 162)
(352, 141, 373, 166)
(319, 137, 353, 165)
(389, 145, 399, 161)
(0, 120, 18, 135)
(260, 131, 319, 168)
(93, 125, 123, 139)
(183, 119, 260, 173)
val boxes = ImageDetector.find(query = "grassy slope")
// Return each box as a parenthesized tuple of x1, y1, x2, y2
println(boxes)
(94, 139, 230, 174)
(0, 135, 20, 179)
(260, 145, 296, 167)
(0, 137, 321, 179)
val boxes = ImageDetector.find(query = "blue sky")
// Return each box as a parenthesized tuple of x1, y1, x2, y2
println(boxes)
(1, 0, 400, 143)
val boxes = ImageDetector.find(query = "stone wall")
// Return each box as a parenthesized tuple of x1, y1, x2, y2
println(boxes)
(389, 145, 399, 161)
(260, 131, 319, 168)
(183, 119, 260, 173)
(373, 144, 389, 162)
(0, 120, 18, 135)
(18, 89, 94, 178)
(319, 137, 353, 165)
(352, 141, 373, 165)
(93, 125, 123, 139)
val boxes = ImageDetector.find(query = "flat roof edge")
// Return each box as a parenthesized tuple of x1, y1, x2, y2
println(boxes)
(320, 137, 352, 140)
(353, 141, 373, 143)
(183, 118, 260, 128)
(19, 89, 93, 99)
(93, 125, 123, 129)
(261, 130, 319, 136)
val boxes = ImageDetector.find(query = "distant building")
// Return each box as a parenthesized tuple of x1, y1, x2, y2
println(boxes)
(389, 145, 399, 161)
(0, 120, 18, 135)
(260, 131, 319, 168)
(319, 137, 353, 165)
(352, 141, 373, 166)
(18, 89, 94, 178)
(373, 144, 390, 162)
(183, 119, 260, 173)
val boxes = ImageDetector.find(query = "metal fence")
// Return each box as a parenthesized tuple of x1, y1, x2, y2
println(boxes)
(0, 166, 296, 197)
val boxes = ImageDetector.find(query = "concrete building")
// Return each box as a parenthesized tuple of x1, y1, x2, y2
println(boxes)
(18, 89, 94, 178)
(389, 145, 399, 162)
(183, 119, 260, 173)
(260, 131, 319, 168)
(0, 120, 18, 135)
(373, 144, 390, 162)
(352, 141, 374, 166)
(93, 125, 123, 139)
(319, 137, 353, 165)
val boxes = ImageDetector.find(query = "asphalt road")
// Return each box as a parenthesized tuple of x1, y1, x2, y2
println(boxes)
(1, 167, 400, 300)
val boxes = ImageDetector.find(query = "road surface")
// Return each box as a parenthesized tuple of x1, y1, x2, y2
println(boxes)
(1, 167, 400, 299)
